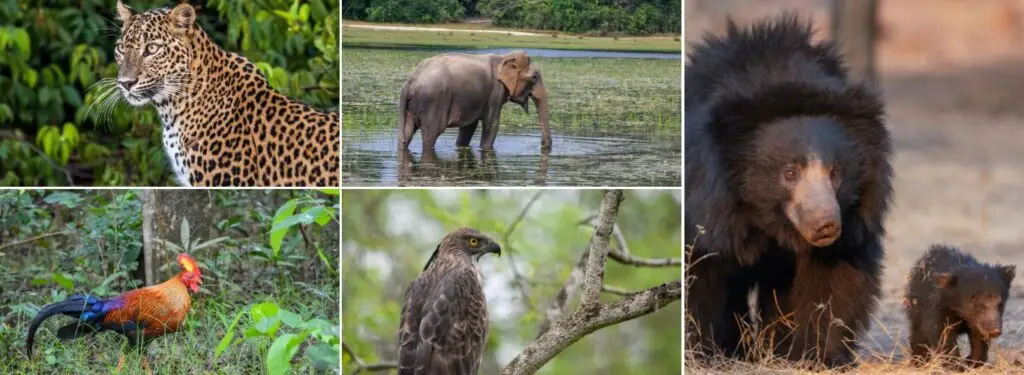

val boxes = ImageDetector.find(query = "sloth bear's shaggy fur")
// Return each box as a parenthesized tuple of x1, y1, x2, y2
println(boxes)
(684, 13, 893, 368)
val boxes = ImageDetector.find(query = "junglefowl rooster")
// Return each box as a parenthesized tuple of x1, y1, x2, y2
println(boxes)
(26, 253, 202, 374)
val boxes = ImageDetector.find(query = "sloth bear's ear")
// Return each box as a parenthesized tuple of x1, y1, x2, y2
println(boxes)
(934, 273, 956, 289)
(725, 16, 740, 37)
(999, 265, 1016, 284)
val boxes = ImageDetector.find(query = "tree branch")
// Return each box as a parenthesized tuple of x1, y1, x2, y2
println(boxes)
(608, 249, 681, 268)
(607, 223, 681, 267)
(503, 189, 684, 375)
(535, 246, 588, 338)
(0, 231, 70, 251)
(501, 280, 682, 375)
(578, 189, 623, 308)
(343, 342, 399, 375)
(503, 191, 544, 309)
(600, 284, 635, 296)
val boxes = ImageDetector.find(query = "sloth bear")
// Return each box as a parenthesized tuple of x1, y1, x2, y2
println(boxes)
(684, 13, 893, 368)
(905, 244, 1015, 369)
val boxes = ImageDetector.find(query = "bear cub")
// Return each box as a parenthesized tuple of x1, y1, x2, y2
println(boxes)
(905, 244, 1015, 369)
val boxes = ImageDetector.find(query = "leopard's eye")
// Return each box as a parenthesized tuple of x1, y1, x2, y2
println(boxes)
(143, 43, 161, 57)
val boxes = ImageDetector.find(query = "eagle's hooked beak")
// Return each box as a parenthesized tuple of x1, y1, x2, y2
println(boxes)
(475, 242, 502, 261)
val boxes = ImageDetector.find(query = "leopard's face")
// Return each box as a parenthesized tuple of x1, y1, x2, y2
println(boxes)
(115, 3, 194, 106)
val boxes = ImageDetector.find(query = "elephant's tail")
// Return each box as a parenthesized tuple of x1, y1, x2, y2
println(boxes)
(398, 81, 415, 147)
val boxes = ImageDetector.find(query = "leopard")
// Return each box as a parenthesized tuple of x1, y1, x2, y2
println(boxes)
(113, 1, 339, 187)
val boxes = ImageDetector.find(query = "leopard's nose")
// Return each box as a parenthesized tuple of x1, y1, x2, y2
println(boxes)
(118, 78, 138, 91)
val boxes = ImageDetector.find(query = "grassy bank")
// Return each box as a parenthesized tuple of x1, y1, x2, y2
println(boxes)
(342, 48, 681, 137)
(342, 21, 682, 53)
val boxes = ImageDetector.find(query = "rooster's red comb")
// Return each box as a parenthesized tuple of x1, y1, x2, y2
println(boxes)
(177, 253, 199, 273)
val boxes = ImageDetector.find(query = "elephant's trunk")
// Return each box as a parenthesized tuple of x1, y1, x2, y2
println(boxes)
(531, 80, 551, 151)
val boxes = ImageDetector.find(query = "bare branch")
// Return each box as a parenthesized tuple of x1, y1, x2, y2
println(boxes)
(0, 231, 71, 251)
(600, 284, 635, 296)
(503, 191, 544, 309)
(608, 248, 682, 268)
(501, 281, 682, 375)
(343, 342, 399, 375)
(607, 223, 681, 267)
(612, 224, 631, 256)
(535, 246, 588, 338)
(578, 189, 624, 308)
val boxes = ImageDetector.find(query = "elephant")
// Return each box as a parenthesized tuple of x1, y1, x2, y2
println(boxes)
(397, 50, 551, 152)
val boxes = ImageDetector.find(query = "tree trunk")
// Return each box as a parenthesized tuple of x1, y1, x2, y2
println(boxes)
(138, 190, 215, 285)
(831, 0, 879, 85)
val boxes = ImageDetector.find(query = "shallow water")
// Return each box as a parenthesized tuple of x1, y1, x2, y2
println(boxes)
(356, 46, 680, 60)
(342, 129, 681, 187)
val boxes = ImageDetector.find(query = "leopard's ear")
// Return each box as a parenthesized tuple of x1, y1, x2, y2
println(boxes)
(116, 0, 135, 24)
(169, 3, 196, 34)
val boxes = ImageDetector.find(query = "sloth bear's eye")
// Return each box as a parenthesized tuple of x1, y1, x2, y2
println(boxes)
(783, 167, 799, 182)
(830, 166, 840, 179)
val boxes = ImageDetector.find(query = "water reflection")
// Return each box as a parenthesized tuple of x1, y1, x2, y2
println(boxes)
(343, 130, 679, 187)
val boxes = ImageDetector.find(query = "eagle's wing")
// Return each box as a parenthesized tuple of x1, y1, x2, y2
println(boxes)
(400, 269, 484, 375)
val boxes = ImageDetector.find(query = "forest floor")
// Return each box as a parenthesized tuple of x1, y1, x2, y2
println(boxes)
(1, 278, 337, 375)
(342, 20, 682, 52)
(687, 0, 1024, 373)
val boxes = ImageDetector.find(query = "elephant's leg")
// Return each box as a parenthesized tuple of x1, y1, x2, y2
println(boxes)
(480, 107, 503, 150)
(456, 121, 478, 148)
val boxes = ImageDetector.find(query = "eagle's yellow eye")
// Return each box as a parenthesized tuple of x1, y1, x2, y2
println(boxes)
(468, 238, 480, 246)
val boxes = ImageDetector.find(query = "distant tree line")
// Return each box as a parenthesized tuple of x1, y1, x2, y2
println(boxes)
(342, 0, 680, 35)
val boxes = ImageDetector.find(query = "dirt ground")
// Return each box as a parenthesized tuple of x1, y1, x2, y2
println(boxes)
(687, 0, 1024, 371)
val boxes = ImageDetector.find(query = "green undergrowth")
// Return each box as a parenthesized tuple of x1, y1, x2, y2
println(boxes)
(342, 48, 681, 139)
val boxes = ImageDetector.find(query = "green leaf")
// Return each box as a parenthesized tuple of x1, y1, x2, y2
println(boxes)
(273, 10, 294, 21)
(306, 343, 339, 371)
(180, 217, 190, 251)
(191, 236, 231, 252)
(43, 192, 82, 208)
(251, 301, 280, 322)
(215, 309, 247, 360)
(23, 69, 38, 88)
(317, 246, 335, 275)
(61, 123, 79, 146)
(154, 238, 185, 253)
(62, 86, 82, 107)
(12, 28, 30, 55)
(317, 189, 339, 196)
(52, 272, 74, 291)
(277, 308, 304, 328)
(267, 331, 310, 375)
(269, 199, 298, 256)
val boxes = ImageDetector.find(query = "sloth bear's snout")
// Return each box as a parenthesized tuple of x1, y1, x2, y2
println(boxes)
(786, 169, 842, 247)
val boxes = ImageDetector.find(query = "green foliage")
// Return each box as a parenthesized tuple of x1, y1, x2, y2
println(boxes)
(0, 189, 340, 374)
(219, 301, 340, 375)
(344, 0, 465, 23)
(0, 1, 340, 186)
(341, 190, 681, 374)
(480, 0, 680, 35)
(343, 0, 679, 35)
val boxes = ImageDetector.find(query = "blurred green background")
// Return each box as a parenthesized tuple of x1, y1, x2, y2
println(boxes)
(341, 189, 681, 374)
(0, 0, 340, 187)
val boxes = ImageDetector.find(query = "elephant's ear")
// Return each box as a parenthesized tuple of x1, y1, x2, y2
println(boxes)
(498, 51, 529, 99)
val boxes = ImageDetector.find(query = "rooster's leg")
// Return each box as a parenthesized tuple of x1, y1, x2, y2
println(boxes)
(115, 354, 125, 372)
(142, 356, 152, 375)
